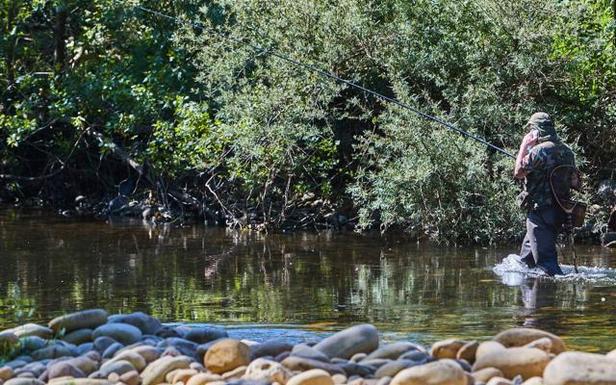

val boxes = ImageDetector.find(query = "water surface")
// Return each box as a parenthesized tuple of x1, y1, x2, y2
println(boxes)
(1, 209, 615, 351)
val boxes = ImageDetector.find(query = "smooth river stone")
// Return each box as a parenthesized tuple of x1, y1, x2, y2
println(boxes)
(340, 362, 374, 377)
(476, 342, 506, 361)
(31, 345, 75, 360)
(105, 350, 146, 371)
(493, 328, 566, 354)
(0, 331, 19, 346)
(390, 359, 467, 385)
(430, 339, 467, 359)
(204, 339, 251, 374)
(0, 366, 15, 381)
(607, 349, 616, 359)
(141, 355, 192, 385)
(375, 360, 420, 378)
(291, 344, 331, 362)
(63, 328, 93, 345)
(47, 361, 86, 380)
(108, 312, 162, 335)
(457, 341, 479, 363)
(186, 373, 223, 385)
(161, 337, 198, 357)
(184, 327, 228, 344)
(472, 347, 550, 380)
(281, 356, 345, 375)
(96, 359, 136, 377)
(49, 379, 113, 385)
(287, 369, 334, 385)
(19, 336, 47, 352)
(472, 368, 504, 383)
(93, 323, 142, 345)
(93, 336, 116, 353)
(363, 342, 422, 361)
(4, 379, 45, 385)
(244, 358, 292, 384)
(544, 351, 616, 385)
(250, 340, 294, 359)
(49, 310, 108, 333)
(102, 342, 124, 359)
(313, 324, 379, 359)
(5, 324, 53, 339)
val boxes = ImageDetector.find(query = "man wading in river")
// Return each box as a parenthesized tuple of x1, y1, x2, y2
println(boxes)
(513, 112, 577, 276)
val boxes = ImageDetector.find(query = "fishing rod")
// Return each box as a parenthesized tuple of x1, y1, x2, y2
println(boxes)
(136, 5, 517, 160)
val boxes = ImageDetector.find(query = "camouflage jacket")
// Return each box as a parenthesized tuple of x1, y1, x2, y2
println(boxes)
(522, 140, 576, 209)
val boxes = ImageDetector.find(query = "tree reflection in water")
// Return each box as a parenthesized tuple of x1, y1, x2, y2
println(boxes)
(0, 209, 615, 351)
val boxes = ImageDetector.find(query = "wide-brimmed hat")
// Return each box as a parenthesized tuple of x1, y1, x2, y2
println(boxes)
(526, 112, 557, 140)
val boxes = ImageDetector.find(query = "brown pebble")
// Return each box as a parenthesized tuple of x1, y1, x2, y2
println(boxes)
(457, 341, 479, 364)
(332, 374, 347, 384)
(120, 370, 141, 385)
(0, 367, 14, 381)
(108, 373, 120, 383)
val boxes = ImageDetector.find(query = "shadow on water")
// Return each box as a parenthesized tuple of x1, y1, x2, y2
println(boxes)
(0, 208, 615, 351)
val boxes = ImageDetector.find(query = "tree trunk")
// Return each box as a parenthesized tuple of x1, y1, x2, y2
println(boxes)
(54, 4, 67, 72)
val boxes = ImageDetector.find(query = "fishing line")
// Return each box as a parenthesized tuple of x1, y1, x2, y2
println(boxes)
(136, 5, 517, 160)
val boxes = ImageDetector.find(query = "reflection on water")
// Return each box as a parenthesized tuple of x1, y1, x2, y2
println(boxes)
(0, 209, 615, 352)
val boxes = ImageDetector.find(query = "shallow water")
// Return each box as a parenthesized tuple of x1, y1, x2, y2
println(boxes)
(1, 209, 615, 351)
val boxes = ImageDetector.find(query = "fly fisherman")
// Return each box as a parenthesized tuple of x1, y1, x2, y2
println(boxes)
(513, 112, 577, 276)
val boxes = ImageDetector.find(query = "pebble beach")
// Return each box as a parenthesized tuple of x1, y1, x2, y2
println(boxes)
(0, 310, 615, 385)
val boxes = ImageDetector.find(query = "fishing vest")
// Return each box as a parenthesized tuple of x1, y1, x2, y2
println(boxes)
(524, 140, 576, 209)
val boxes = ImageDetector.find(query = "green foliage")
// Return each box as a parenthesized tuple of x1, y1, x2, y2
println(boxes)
(1, 0, 614, 242)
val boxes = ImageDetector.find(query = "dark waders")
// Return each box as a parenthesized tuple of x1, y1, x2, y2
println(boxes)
(519, 205, 566, 276)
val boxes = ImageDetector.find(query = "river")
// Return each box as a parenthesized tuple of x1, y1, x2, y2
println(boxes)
(1, 209, 615, 352)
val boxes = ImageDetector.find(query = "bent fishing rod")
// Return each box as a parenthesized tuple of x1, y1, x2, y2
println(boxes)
(136, 5, 516, 160)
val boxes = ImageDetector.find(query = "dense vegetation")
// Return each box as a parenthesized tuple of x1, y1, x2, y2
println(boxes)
(1, 0, 615, 243)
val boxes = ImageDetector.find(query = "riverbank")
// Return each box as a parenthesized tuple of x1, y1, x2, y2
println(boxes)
(1, 310, 615, 385)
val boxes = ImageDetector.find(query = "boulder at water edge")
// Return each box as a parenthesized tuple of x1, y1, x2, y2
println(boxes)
(48, 309, 108, 333)
(287, 369, 334, 385)
(5, 324, 53, 339)
(493, 328, 566, 354)
(472, 347, 550, 380)
(204, 339, 251, 374)
(313, 324, 379, 359)
(543, 351, 616, 385)
(390, 359, 467, 385)
(108, 312, 162, 335)
(92, 323, 142, 345)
